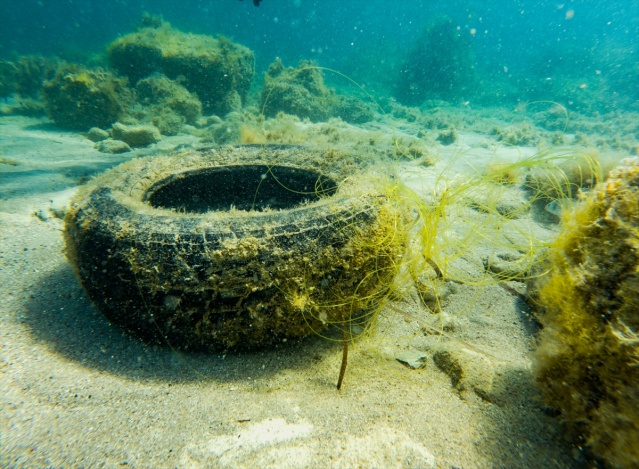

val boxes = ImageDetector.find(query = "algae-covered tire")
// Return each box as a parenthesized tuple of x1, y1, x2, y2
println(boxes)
(64, 145, 406, 350)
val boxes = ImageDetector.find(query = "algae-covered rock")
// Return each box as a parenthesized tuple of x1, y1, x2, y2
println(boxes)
(436, 128, 458, 145)
(135, 74, 202, 135)
(491, 124, 539, 146)
(96, 139, 131, 154)
(201, 110, 270, 145)
(150, 110, 185, 136)
(333, 95, 375, 124)
(391, 136, 437, 165)
(86, 127, 110, 142)
(136, 75, 202, 124)
(43, 66, 131, 130)
(206, 111, 244, 144)
(524, 151, 602, 202)
(530, 157, 639, 468)
(111, 122, 161, 147)
(260, 58, 336, 122)
(107, 21, 254, 116)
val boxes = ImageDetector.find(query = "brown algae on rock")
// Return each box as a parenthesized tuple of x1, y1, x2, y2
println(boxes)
(107, 20, 254, 115)
(530, 157, 639, 468)
(43, 65, 132, 130)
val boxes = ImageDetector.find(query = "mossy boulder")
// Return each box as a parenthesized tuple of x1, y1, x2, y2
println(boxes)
(490, 124, 540, 146)
(111, 122, 161, 147)
(529, 158, 639, 468)
(43, 66, 131, 130)
(333, 95, 375, 124)
(436, 127, 458, 145)
(96, 138, 131, 154)
(107, 21, 254, 116)
(136, 75, 202, 123)
(260, 58, 336, 122)
(86, 127, 110, 142)
(135, 74, 202, 135)
(150, 110, 185, 136)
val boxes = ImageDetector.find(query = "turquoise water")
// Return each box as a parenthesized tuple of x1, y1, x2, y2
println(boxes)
(1, 0, 637, 112)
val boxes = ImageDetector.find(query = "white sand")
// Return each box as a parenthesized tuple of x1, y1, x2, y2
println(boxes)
(1, 115, 583, 468)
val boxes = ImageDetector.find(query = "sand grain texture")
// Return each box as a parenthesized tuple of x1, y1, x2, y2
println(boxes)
(1, 115, 578, 468)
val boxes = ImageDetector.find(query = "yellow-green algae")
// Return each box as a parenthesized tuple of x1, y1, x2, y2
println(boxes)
(532, 157, 639, 468)
(107, 20, 254, 115)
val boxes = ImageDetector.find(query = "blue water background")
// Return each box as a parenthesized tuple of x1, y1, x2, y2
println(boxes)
(1, 0, 637, 107)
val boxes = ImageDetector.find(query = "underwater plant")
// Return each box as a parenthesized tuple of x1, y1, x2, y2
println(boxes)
(395, 17, 476, 105)
(260, 58, 336, 122)
(223, 66, 599, 392)
(107, 19, 255, 116)
(42, 65, 132, 130)
(259, 58, 376, 124)
(529, 157, 639, 468)
(0, 60, 18, 100)
(13, 55, 60, 99)
(135, 74, 202, 135)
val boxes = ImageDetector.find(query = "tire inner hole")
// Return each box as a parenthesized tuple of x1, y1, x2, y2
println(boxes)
(144, 164, 338, 213)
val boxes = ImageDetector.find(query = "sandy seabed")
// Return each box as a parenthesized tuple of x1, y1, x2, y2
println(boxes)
(1, 113, 604, 468)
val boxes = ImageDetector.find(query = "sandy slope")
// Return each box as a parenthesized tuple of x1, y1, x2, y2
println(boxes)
(0, 115, 583, 468)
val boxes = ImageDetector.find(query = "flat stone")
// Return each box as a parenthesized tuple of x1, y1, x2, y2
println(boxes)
(396, 350, 429, 369)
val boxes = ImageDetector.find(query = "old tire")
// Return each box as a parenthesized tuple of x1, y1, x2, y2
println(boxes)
(64, 145, 406, 350)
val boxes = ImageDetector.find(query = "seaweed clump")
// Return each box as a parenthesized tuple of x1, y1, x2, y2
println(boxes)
(43, 65, 132, 130)
(107, 20, 254, 116)
(395, 18, 475, 105)
(332, 95, 375, 124)
(0, 55, 61, 116)
(13, 55, 60, 99)
(135, 75, 202, 135)
(0, 60, 18, 100)
(530, 157, 639, 467)
(260, 58, 337, 122)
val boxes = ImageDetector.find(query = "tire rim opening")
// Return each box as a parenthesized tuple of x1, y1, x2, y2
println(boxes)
(144, 164, 338, 213)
